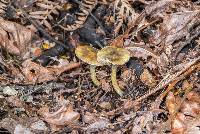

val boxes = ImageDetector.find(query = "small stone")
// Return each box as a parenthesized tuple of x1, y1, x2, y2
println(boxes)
(3, 86, 18, 96)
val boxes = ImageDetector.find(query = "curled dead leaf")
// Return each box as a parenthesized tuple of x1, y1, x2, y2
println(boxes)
(40, 104, 80, 126)
(22, 59, 80, 84)
(0, 20, 34, 56)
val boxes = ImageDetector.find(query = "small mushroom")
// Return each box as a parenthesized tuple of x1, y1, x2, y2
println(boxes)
(97, 46, 130, 96)
(75, 45, 102, 86)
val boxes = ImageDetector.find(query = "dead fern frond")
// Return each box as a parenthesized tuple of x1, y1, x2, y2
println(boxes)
(27, 0, 62, 31)
(59, 0, 97, 31)
(0, 0, 8, 17)
(114, 0, 138, 35)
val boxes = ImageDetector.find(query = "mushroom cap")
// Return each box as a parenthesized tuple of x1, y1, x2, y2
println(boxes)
(97, 46, 130, 65)
(75, 45, 102, 66)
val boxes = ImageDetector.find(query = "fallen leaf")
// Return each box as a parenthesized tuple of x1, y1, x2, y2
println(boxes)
(171, 113, 186, 134)
(121, 69, 134, 82)
(163, 11, 200, 47)
(126, 46, 159, 60)
(99, 101, 112, 109)
(181, 101, 200, 117)
(40, 104, 80, 130)
(0, 20, 34, 56)
(166, 92, 176, 115)
(82, 112, 95, 124)
(187, 91, 200, 104)
(21, 59, 80, 84)
(140, 69, 157, 87)
(101, 79, 111, 92)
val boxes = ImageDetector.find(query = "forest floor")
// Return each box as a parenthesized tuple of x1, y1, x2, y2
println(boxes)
(0, 0, 200, 133)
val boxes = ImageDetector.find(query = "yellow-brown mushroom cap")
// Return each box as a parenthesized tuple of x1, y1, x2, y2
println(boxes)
(75, 45, 102, 66)
(97, 46, 130, 65)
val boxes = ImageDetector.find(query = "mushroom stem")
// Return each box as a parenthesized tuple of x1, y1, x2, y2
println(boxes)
(111, 65, 123, 96)
(90, 65, 100, 86)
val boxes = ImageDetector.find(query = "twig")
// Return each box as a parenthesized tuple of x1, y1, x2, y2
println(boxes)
(133, 57, 200, 104)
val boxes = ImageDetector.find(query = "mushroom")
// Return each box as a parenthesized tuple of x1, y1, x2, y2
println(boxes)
(75, 45, 102, 86)
(97, 46, 130, 96)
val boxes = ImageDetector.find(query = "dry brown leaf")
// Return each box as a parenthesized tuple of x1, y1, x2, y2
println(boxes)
(171, 113, 186, 134)
(163, 11, 200, 47)
(22, 59, 80, 84)
(99, 102, 112, 109)
(182, 80, 193, 91)
(165, 90, 200, 133)
(0, 1, 7, 15)
(126, 46, 159, 60)
(5, 96, 24, 108)
(132, 112, 154, 134)
(0, 20, 34, 56)
(39, 104, 80, 132)
(82, 112, 95, 124)
(166, 92, 176, 115)
(181, 101, 200, 117)
(140, 69, 157, 88)
(185, 118, 200, 134)
(121, 69, 134, 82)
(145, 0, 174, 15)
(26, 1, 61, 31)
(134, 57, 200, 104)
(123, 99, 134, 110)
(186, 91, 200, 104)
(8, 64, 25, 83)
(156, 52, 169, 72)
(109, 34, 128, 48)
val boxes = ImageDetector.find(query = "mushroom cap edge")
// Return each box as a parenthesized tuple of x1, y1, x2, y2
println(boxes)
(75, 45, 102, 66)
(97, 46, 131, 65)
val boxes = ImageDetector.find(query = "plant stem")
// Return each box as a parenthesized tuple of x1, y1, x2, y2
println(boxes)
(90, 65, 100, 86)
(111, 65, 123, 96)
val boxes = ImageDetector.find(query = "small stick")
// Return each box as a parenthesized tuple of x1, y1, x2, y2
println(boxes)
(133, 57, 200, 103)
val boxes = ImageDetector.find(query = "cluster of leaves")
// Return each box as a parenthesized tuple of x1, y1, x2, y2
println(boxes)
(0, 0, 199, 133)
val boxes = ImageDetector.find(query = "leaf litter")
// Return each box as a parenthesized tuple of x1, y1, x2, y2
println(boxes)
(0, 0, 200, 133)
